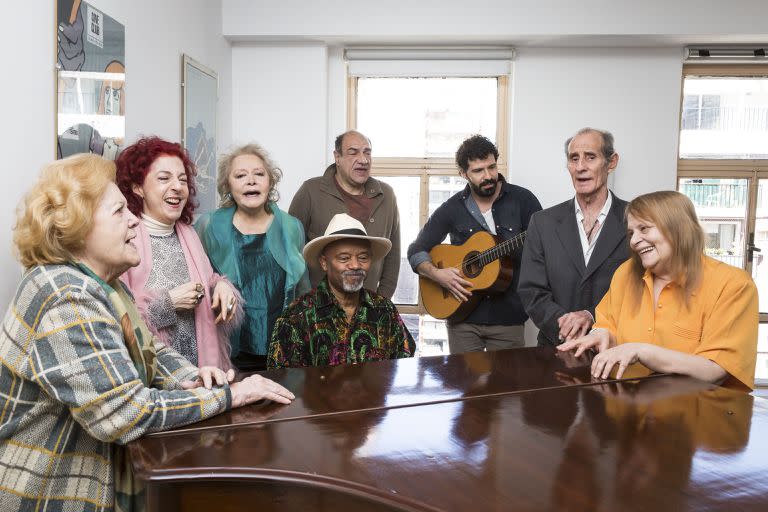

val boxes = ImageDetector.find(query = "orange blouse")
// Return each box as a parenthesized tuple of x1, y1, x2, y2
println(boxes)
(594, 256, 758, 390)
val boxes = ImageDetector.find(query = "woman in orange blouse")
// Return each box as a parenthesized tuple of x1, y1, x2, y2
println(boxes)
(558, 191, 758, 391)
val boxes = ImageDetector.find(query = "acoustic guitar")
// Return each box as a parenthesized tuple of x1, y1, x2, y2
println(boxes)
(419, 230, 526, 322)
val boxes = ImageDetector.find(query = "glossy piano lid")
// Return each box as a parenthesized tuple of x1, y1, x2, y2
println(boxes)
(147, 347, 653, 436)
(131, 376, 768, 511)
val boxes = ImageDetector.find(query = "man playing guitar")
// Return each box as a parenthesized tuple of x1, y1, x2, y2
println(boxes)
(407, 135, 541, 353)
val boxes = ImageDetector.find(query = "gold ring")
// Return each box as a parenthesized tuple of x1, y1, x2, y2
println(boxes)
(196, 292, 204, 303)
(195, 283, 203, 293)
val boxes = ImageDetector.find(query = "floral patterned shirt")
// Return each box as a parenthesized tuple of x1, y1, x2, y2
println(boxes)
(267, 278, 415, 368)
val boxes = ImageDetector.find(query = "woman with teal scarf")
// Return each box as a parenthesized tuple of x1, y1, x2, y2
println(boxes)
(196, 144, 309, 372)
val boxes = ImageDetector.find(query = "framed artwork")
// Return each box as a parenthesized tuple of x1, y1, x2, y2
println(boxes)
(56, 0, 125, 160)
(182, 55, 218, 215)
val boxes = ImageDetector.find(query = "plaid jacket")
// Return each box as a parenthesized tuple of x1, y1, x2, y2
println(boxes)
(0, 265, 231, 511)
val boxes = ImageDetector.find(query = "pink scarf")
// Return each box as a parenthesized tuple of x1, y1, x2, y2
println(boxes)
(120, 221, 239, 370)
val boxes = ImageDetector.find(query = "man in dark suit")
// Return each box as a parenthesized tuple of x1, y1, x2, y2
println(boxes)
(519, 128, 629, 346)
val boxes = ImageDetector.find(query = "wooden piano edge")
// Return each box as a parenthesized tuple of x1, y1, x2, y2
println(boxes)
(135, 466, 443, 512)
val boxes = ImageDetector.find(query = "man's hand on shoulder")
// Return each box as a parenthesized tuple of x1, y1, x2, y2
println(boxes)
(417, 262, 472, 302)
(557, 310, 594, 342)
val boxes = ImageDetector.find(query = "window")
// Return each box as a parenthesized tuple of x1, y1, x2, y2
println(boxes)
(678, 177, 748, 269)
(681, 94, 721, 130)
(679, 74, 768, 159)
(348, 71, 509, 355)
(677, 64, 768, 385)
(356, 78, 498, 158)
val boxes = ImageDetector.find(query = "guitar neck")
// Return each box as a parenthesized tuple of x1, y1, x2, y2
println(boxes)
(479, 231, 526, 264)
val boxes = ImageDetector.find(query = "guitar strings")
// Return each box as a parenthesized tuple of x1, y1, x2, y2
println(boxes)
(446, 232, 527, 273)
(461, 233, 526, 268)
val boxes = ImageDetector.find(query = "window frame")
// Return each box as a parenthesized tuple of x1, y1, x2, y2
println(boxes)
(347, 75, 510, 316)
(677, 64, 768, 319)
(677, 64, 768, 386)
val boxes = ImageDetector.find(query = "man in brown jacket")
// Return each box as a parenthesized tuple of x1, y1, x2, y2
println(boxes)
(289, 130, 401, 299)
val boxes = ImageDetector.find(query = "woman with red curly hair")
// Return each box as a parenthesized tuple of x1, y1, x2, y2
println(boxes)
(117, 136, 241, 370)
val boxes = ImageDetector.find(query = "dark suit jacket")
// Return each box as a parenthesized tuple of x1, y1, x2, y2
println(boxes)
(518, 193, 629, 346)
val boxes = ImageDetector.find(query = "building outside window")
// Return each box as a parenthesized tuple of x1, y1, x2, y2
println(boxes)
(677, 63, 768, 385)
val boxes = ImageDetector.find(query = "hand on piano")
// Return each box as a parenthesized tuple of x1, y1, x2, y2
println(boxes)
(230, 374, 296, 407)
(557, 328, 613, 357)
(181, 367, 236, 390)
(590, 342, 643, 380)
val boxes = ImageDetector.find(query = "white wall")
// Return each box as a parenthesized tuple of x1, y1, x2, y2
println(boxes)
(239, 45, 683, 210)
(510, 47, 683, 208)
(223, 0, 768, 42)
(0, 0, 232, 309)
(231, 45, 330, 210)
(0, 3, 55, 310)
(90, 0, 233, 149)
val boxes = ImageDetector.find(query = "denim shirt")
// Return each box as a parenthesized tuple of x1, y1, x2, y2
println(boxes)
(407, 176, 542, 325)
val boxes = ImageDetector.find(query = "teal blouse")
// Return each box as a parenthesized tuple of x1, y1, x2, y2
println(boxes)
(234, 231, 285, 355)
(195, 204, 310, 357)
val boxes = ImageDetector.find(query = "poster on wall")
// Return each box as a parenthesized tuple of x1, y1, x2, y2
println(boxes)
(56, 0, 125, 160)
(182, 55, 218, 215)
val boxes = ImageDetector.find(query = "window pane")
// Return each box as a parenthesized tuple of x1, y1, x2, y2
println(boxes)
(400, 314, 449, 356)
(753, 179, 768, 314)
(678, 178, 747, 269)
(377, 175, 420, 305)
(357, 78, 498, 158)
(429, 175, 466, 216)
(679, 77, 768, 159)
(420, 315, 449, 356)
(429, 175, 467, 243)
(681, 95, 699, 130)
(756, 324, 768, 385)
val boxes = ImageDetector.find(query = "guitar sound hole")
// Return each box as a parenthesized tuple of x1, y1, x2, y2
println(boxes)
(463, 251, 483, 278)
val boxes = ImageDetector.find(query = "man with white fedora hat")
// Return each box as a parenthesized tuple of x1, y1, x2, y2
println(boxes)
(267, 214, 415, 368)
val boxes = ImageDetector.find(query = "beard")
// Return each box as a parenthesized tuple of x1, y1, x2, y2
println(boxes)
(341, 269, 367, 292)
(469, 177, 498, 197)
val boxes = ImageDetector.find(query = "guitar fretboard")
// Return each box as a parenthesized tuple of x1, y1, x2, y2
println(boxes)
(465, 231, 527, 269)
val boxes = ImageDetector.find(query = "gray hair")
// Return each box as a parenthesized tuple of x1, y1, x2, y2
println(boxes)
(217, 143, 282, 212)
(564, 127, 615, 161)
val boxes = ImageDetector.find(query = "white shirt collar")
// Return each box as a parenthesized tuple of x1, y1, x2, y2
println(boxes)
(574, 191, 613, 265)
(574, 190, 613, 222)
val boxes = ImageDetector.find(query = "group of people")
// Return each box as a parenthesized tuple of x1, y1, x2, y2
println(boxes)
(0, 126, 759, 511)
(113, 134, 414, 374)
(406, 128, 756, 393)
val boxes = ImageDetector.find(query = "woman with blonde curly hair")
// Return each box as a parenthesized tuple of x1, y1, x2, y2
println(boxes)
(559, 191, 758, 391)
(196, 144, 309, 372)
(0, 154, 293, 511)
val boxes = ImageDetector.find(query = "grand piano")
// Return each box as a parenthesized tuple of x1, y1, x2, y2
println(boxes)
(129, 347, 768, 511)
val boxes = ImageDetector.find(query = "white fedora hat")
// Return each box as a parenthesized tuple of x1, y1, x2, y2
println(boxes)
(303, 213, 392, 269)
